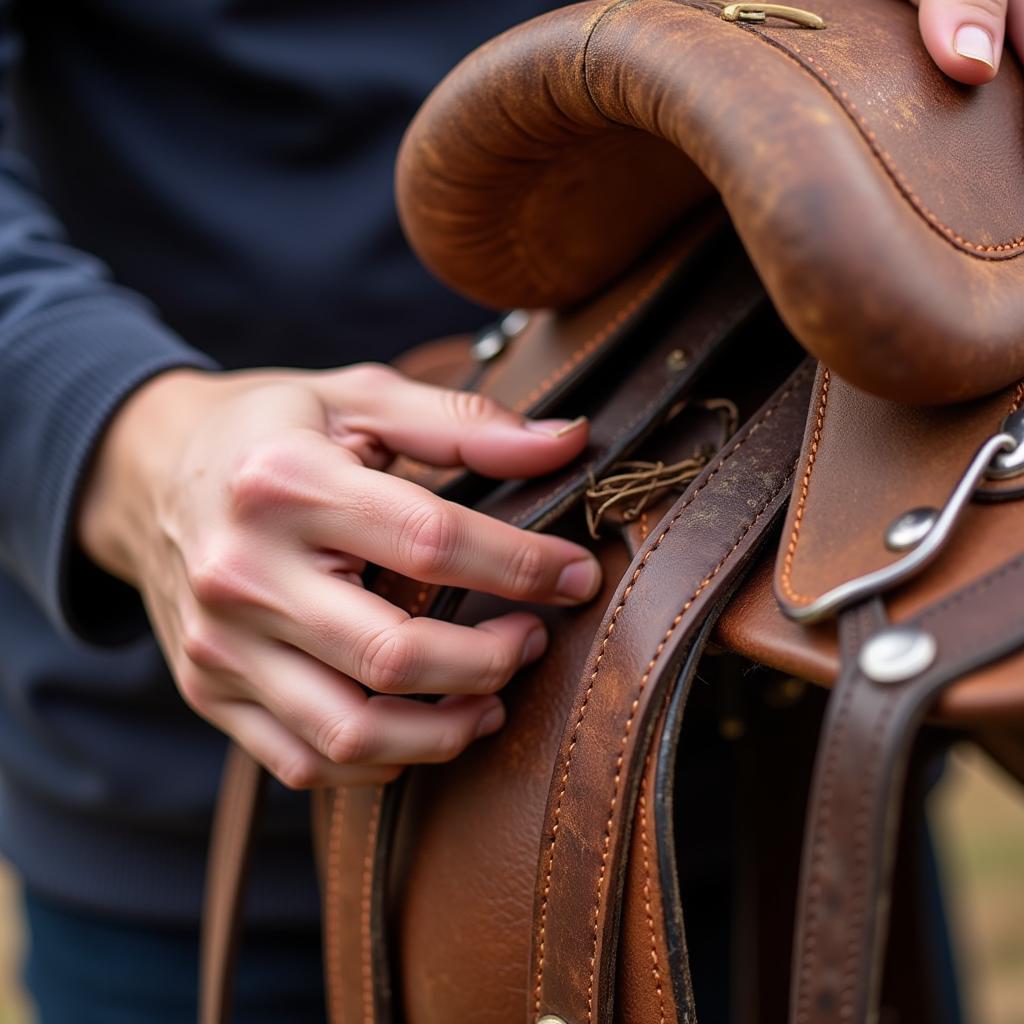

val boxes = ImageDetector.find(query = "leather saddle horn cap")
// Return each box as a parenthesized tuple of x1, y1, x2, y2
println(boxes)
(396, 0, 1024, 405)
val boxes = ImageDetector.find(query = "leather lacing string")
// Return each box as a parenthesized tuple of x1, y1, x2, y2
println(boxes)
(583, 398, 739, 539)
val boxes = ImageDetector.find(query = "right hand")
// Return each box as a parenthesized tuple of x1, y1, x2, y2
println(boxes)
(78, 363, 600, 789)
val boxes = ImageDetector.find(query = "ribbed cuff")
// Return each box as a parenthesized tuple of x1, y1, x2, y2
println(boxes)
(0, 298, 217, 643)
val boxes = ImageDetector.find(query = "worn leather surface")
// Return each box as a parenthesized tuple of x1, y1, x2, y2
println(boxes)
(531, 364, 814, 1024)
(397, 0, 1024, 402)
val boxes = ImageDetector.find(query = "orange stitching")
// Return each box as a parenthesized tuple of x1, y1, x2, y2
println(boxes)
(512, 256, 680, 415)
(736, 25, 1024, 257)
(325, 786, 348, 1024)
(1010, 381, 1024, 415)
(532, 364, 811, 1016)
(639, 510, 649, 543)
(360, 793, 384, 1024)
(584, 474, 789, 1022)
(638, 782, 667, 1024)
(778, 369, 830, 606)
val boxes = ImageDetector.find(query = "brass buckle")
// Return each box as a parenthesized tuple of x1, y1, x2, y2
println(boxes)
(720, 3, 826, 29)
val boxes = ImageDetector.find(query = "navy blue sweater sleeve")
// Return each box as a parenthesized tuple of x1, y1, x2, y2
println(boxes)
(0, 13, 215, 641)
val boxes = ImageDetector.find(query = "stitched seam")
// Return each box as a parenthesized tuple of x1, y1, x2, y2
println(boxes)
(794, 612, 865, 1024)
(779, 369, 830, 605)
(360, 793, 384, 1024)
(326, 786, 348, 1024)
(706, 16, 1024, 258)
(1010, 381, 1024, 415)
(532, 363, 810, 1016)
(917, 550, 1024, 625)
(512, 257, 680, 414)
(638, 781, 667, 1024)
(838, 689, 897, 1019)
(584, 467, 793, 1022)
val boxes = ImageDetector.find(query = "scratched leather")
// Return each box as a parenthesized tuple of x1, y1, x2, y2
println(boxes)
(397, 0, 1024, 402)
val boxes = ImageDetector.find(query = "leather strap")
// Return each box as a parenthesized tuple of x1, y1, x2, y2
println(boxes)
(199, 744, 266, 1024)
(319, 239, 773, 1024)
(531, 361, 815, 1024)
(791, 553, 1024, 1024)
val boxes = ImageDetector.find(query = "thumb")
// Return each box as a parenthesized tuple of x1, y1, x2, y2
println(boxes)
(917, 0, 1007, 83)
(322, 363, 589, 479)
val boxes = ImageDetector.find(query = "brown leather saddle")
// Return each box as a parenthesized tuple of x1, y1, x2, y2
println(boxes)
(201, 2, 1024, 1022)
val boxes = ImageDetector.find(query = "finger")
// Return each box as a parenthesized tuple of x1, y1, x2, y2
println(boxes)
(212, 699, 404, 789)
(235, 639, 507, 766)
(320, 363, 589, 478)
(260, 573, 547, 694)
(918, 0, 1007, 83)
(301, 461, 602, 604)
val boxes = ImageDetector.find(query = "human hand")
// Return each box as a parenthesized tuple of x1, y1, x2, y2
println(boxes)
(78, 363, 599, 789)
(915, 0, 1018, 83)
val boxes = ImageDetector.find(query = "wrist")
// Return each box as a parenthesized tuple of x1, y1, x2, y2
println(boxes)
(77, 367, 223, 584)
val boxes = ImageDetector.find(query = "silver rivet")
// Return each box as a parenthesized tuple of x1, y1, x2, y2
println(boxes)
(501, 309, 530, 337)
(471, 328, 507, 363)
(987, 406, 1024, 480)
(538, 1017, 568, 1024)
(858, 626, 937, 684)
(884, 507, 939, 552)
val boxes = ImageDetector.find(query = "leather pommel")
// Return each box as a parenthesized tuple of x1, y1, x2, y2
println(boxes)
(397, 0, 1024, 403)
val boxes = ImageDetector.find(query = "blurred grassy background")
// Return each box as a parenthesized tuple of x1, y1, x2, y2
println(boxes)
(0, 743, 1020, 1023)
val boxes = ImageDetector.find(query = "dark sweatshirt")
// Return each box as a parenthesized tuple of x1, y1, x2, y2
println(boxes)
(0, 0, 558, 924)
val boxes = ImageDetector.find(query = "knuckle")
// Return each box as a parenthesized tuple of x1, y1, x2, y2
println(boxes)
(959, 0, 1006, 21)
(227, 438, 310, 520)
(443, 389, 499, 425)
(320, 713, 373, 766)
(187, 542, 254, 607)
(275, 751, 323, 791)
(480, 642, 518, 693)
(342, 362, 399, 392)
(175, 663, 214, 715)
(399, 502, 461, 580)
(362, 629, 416, 693)
(503, 541, 548, 598)
(180, 618, 231, 672)
(432, 729, 467, 764)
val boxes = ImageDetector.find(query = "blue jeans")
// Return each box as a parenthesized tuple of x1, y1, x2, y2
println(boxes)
(22, 890, 325, 1024)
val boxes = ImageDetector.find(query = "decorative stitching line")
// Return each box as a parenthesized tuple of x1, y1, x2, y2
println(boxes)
(778, 368, 830, 606)
(837, 690, 897, 1020)
(360, 793, 384, 1024)
(638, 780, 668, 1024)
(794, 610, 866, 1024)
(780, 42, 1024, 256)
(326, 786, 349, 1024)
(584, 466, 793, 1023)
(532, 363, 810, 1016)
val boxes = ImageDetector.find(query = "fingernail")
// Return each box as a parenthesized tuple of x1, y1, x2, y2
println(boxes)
(521, 626, 548, 665)
(954, 25, 995, 68)
(525, 415, 588, 439)
(556, 557, 601, 602)
(475, 702, 506, 739)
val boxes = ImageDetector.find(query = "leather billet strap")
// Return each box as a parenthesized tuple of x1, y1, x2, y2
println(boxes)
(199, 744, 266, 1024)
(791, 557, 1024, 1024)
(531, 361, 815, 1024)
